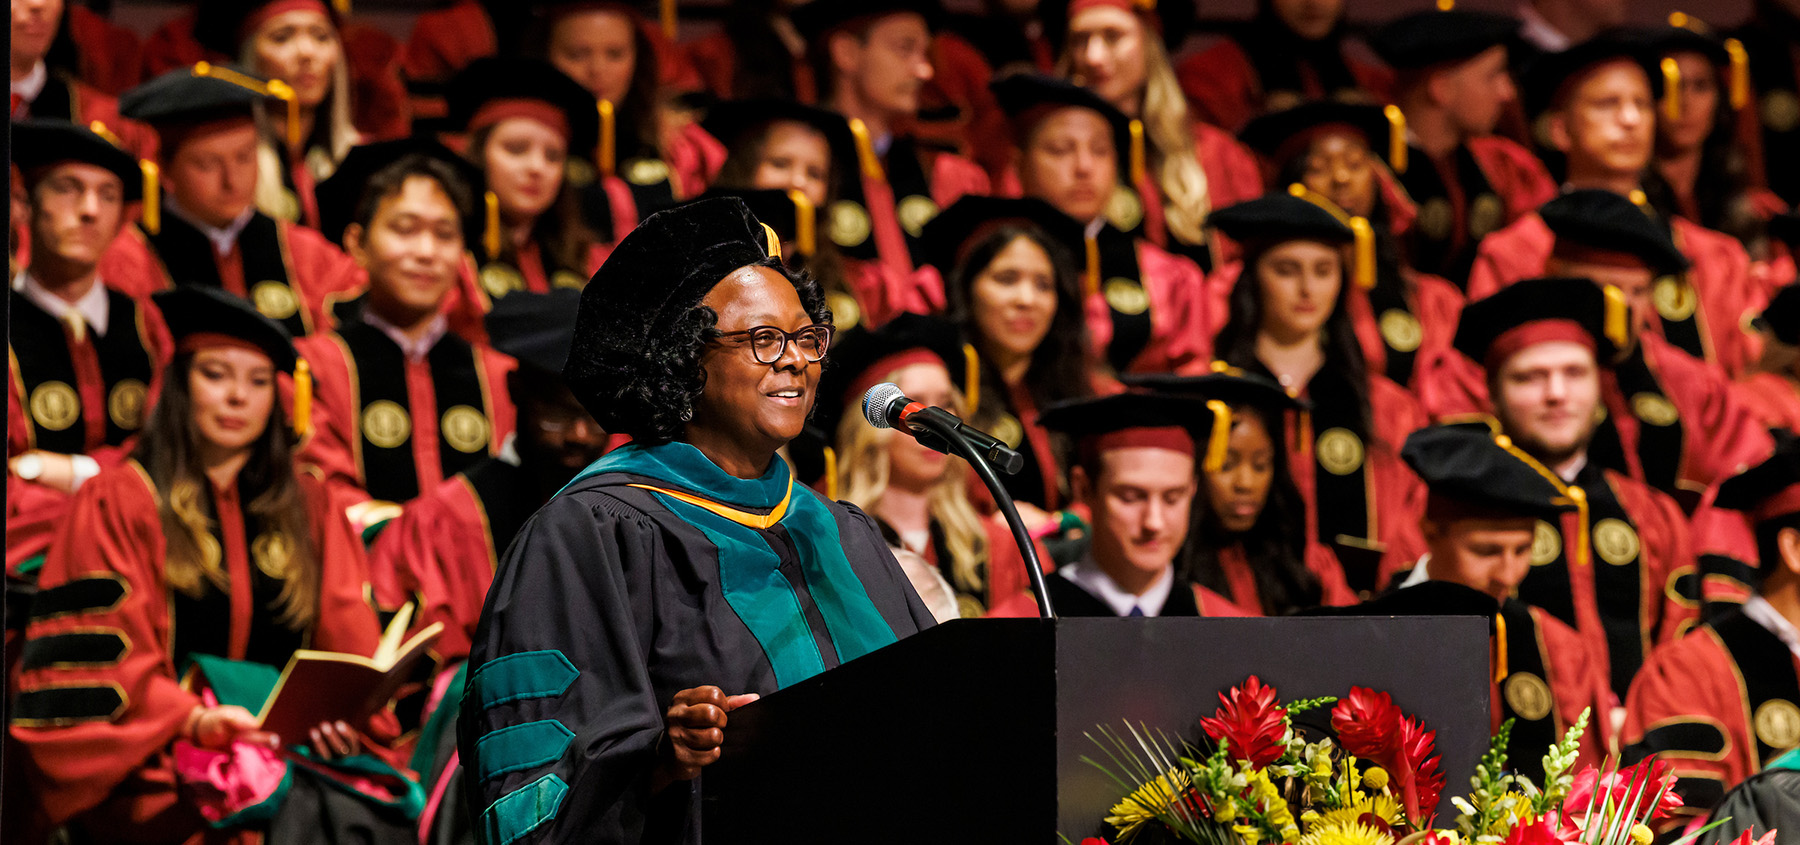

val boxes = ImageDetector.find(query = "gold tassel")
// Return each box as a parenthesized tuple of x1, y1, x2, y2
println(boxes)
(1726, 39, 1750, 111)
(333, 0, 350, 13)
(761, 222, 782, 259)
(1128, 119, 1147, 187)
(1668, 11, 1690, 27)
(1435, 0, 1453, 9)
(1570, 486, 1590, 568)
(1383, 105, 1407, 173)
(484, 191, 502, 261)
(847, 118, 886, 181)
(139, 160, 161, 235)
(1602, 284, 1630, 352)
(1350, 217, 1376, 290)
(787, 188, 816, 257)
(822, 445, 839, 500)
(265, 79, 301, 151)
(1083, 235, 1101, 298)
(962, 343, 980, 411)
(660, 0, 677, 41)
(1661, 57, 1682, 123)
(1203, 399, 1231, 474)
(86, 120, 123, 147)
(1493, 613, 1509, 683)
(293, 358, 313, 438)
(597, 100, 616, 178)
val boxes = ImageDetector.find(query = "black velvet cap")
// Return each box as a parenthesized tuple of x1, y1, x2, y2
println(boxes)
(915, 195, 1083, 276)
(153, 286, 298, 372)
(1206, 193, 1355, 245)
(813, 312, 967, 439)
(1040, 0, 1196, 52)
(485, 288, 583, 376)
(119, 64, 269, 126)
(1452, 276, 1630, 367)
(1714, 431, 1800, 523)
(565, 196, 776, 421)
(1539, 189, 1690, 275)
(1402, 422, 1577, 520)
(1119, 369, 1306, 412)
(313, 137, 485, 247)
(446, 57, 600, 157)
(10, 119, 143, 201)
(990, 73, 1132, 170)
(791, 0, 939, 44)
(1237, 101, 1391, 167)
(193, 0, 340, 56)
(1621, 22, 1729, 66)
(1038, 391, 1219, 443)
(1368, 10, 1520, 70)
(1520, 32, 1664, 117)
(1755, 283, 1800, 346)
(701, 98, 857, 175)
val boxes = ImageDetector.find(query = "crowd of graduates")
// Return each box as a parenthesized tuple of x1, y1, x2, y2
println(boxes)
(6, 0, 1800, 841)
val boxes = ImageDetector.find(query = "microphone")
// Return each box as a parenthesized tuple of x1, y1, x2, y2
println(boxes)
(862, 383, 1025, 475)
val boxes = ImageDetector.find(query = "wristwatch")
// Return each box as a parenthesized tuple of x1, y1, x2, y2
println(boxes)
(13, 453, 43, 481)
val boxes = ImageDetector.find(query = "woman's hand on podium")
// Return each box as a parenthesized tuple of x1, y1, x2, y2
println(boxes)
(650, 686, 761, 794)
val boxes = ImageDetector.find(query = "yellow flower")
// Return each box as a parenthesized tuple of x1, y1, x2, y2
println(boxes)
(1362, 767, 1390, 791)
(1105, 767, 1193, 836)
(1235, 824, 1263, 845)
(1316, 793, 1402, 831)
(1245, 768, 1299, 840)
(1297, 820, 1397, 845)
(1631, 824, 1654, 845)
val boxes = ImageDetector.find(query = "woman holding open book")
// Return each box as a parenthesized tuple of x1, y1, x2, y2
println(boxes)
(8, 287, 399, 843)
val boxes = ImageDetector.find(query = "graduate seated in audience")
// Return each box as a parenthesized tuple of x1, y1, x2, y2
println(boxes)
(681, 0, 812, 102)
(50, 0, 143, 97)
(703, 98, 912, 329)
(989, 74, 1213, 376)
(792, 0, 991, 278)
(1474, 34, 1760, 378)
(1383, 422, 1611, 780)
(1369, 8, 1557, 289)
(921, 198, 1098, 523)
(1727, 0, 1800, 212)
(9, 0, 154, 156)
(446, 57, 608, 298)
(1046, 0, 1263, 268)
(9, 287, 398, 845)
(190, 0, 369, 230)
(1237, 103, 1466, 392)
(297, 145, 517, 514)
(1208, 193, 1428, 595)
(1447, 277, 1699, 702)
(102, 64, 362, 337)
(1625, 433, 1800, 829)
(1737, 283, 1800, 432)
(1128, 369, 1356, 614)
(7, 120, 172, 578)
(988, 391, 1253, 618)
(1174, 0, 1391, 133)
(814, 313, 1042, 619)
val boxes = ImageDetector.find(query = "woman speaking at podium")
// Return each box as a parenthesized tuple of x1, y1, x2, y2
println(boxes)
(458, 197, 936, 844)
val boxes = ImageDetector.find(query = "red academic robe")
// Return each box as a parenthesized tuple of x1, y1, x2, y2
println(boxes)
(6, 285, 173, 575)
(472, 240, 608, 301)
(1623, 609, 1800, 822)
(1214, 541, 1357, 614)
(1398, 136, 1558, 286)
(294, 318, 518, 509)
(1348, 268, 1465, 392)
(842, 256, 928, 330)
(1733, 371, 1800, 432)
(680, 31, 813, 103)
(914, 32, 1013, 182)
(66, 5, 143, 96)
(1494, 599, 1613, 776)
(1687, 502, 1760, 619)
(12, 68, 157, 159)
(851, 143, 992, 279)
(898, 514, 1051, 618)
(1468, 211, 1763, 378)
(1126, 123, 1264, 264)
(1072, 235, 1214, 376)
(100, 215, 363, 339)
(8, 463, 384, 843)
(1174, 36, 1393, 133)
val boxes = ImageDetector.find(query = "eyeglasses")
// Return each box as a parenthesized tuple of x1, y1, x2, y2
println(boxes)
(712, 324, 834, 365)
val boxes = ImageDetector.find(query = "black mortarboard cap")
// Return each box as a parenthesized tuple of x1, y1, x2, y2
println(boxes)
(313, 137, 485, 248)
(119, 64, 269, 127)
(1237, 101, 1396, 169)
(1620, 20, 1730, 66)
(701, 98, 857, 173)
(1367, 10, 1520, 70)
(696, 188, 820, 257)
(10, 119, 143, 201)
(791, 0, 939, 44)
(1041, 390, 1236, 473)
(989, 74, 1133, 171)
(1119, 368, 1306, 412)
(1754, 283, 1800, 346)
(1452, 276, 1633, 369)
(193, 0, 340, 57)
(1540, 189, 1690, 275)
(153, 285, 298, 373)
(485, 288, 583, 376)
(446, 57, 601, 157)
(813, 312, 968, 439)
(1206, 193, 1355, 245)
(915, 195, 1084, 276)
(565, 197, 776, 424)
(1040, 0, 1195, 53)
(1520, 32, 1665, 118)
(1402, 422, 1577, 520)
(1715, 431, 1800, 527)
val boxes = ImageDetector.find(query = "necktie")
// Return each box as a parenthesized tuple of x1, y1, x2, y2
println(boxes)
(1127, 605, 1145, 617)
(62, 312, 87, 344)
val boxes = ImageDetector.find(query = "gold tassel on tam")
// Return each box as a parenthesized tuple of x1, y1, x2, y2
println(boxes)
(847, 118, 886, 181)
(597, 100, 616, 178)
(1436, 0, 1453, 9)
(86, 120, 123, 147)
(1128, 119, 1147, 187)
(1661, 57, 1682, 123)
(1602, 284, 1630, 353)
(1203, 400, 1231, 474)
(333, 0, 350, 13)
(1726, 39, 1750, 110)
(660, 0, 678, 40)
(293, 358, 313, 438)
(962, 343, 980, 411)
(483, 192, 502, 261)
(264, 79, 302, 151)
(1382, 105, 1407, 173)
(139, 160, 161, 235)
(761, 223, 782, 259)
(1350, 217, 1376, 290)
(1083, 235, 1101, 298)
(1492, 613, 1509, 683)
(787, 189, 816, 257)
(822, 446, 839, 500)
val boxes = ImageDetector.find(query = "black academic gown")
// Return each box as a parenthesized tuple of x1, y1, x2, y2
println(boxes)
(1036, 570, 1200, 618)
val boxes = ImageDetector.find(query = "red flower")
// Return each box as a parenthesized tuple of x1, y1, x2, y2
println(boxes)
(1502, 817, 1575, 845)
(1562, 758, 1684, 824)
(1726, 831, 1778, 845)
(1199, 676, 1288, 767)
(1081, 839, 1112, 845)
(1330, 688, 1444, 827)
(1332, 687, 1403, 764)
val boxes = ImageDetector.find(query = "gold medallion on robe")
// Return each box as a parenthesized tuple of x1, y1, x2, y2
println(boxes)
(564, 159, 597, 188)
(361, 400, 411, 449)
(1468, 194, 1505, 238)
(1652, 276, 1698, 322)
(1763, 90, 1800, 133)
(1631, 392, 1680, 427)
(252, 531, 292, 579)
(29, 381, 80, 431)
(896, 195, 940, 239)
(1592, 518, 1641, 566)
(1104, 185, 1144, 231)
(1503, 672, 1554, 721)
(441, 405, 491, 454)
(1316, 428, 1365, 476)
(1378, 309, 1423, 353)
(1531, 520, 1562, 566)
(624, 158, 671, 186)
(1102, 278, 1150, 316)
(1417, 197, 1453, 241)
(1754, 699, 1800, 750)
(552, 269, 587, 290)
(251, 281, 299, 321)
(480, 263, 526, 298)
(825, 291, 861, 332)
(108, 379, 147, 431)
(828, 200, 872, 248)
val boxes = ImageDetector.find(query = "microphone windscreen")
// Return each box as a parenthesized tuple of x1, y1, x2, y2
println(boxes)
(862, 382, 905, 429)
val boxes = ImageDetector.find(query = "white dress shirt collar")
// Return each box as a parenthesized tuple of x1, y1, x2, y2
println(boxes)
(15, 270, 110, 337)
(12, 62, 47, 111)
(165, 196, 256, 257)
(361, 307, 448, 362)
(1742, 595, 1800, 661)
(1062, 557, 1175, 617)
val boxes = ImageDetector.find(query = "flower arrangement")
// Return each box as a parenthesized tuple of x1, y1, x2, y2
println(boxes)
(1075, 676, 1769, 845)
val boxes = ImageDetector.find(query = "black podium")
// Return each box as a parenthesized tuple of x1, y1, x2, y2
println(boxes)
(702, 616, 1490, 843)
